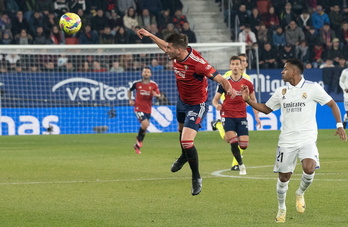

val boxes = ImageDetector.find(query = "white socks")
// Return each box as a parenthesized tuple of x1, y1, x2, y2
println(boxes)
(296, 172, 315, 195)
(277, 178, 289, 210)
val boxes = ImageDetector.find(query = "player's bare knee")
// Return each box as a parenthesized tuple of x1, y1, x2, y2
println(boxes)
(279, 173, 291, 182)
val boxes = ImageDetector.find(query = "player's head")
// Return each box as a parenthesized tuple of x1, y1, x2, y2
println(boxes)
(142, 67, 152, 79)
(238, 53, 248, 71)
(229, 55, 242, 76)
(164, 33, 188, 60)
(282, 58, 304, 83)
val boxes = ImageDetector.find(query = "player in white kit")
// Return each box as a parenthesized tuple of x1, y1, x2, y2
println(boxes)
(241, 59, 347, 223)
(339, 68, 348, 128)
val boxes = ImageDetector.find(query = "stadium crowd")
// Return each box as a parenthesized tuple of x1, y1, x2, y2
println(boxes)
(224, 0, 348, 69)
(0, 0, 348, 73)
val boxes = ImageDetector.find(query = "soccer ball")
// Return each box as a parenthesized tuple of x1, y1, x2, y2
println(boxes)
(59, 13, 82, 35)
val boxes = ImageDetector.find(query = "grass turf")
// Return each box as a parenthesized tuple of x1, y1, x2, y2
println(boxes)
(0, 130, 347, 226)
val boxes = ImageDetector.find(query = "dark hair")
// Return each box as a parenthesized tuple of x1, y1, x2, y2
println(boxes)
(164, 33, 188, 49)
(143, 66, 152, 72)
(229, 55, 241, 62)
(285, 58, 304, 74)
(238, 53, 248, 61)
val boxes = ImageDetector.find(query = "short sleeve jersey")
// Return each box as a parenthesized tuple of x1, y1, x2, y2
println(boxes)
(129, 80, 160, 114)
(265, 78, 332, 146)
(217, 77, 254, 118)
(173, 47, 218, 105)
(339, 68, 348, 99)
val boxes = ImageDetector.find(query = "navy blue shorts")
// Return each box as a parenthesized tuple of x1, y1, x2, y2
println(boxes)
(176, 98, 208, 131)
(222, 117, 249, 136)
(134, 111, 151, 122)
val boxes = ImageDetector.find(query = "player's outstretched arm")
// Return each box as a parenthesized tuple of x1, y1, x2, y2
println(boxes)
(213, 74, 236, 98)
(326, 99, 347, 141)
(250, 92, 261, 128)
(136, 28, 167, 52)
(212, 92, 222, 111)
(241, 85, 272, 114)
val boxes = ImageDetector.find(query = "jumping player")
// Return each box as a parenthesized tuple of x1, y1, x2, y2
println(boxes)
(136, 28, 236, 195)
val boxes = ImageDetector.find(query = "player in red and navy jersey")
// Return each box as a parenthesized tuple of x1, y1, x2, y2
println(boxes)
(212, 56, 259, 175)
(128, 67, 161, 154)
(137, 28, 236, 195)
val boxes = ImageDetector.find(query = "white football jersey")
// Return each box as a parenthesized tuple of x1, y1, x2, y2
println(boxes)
(266, 78, 332, 147)
(339, 68, 348, 99)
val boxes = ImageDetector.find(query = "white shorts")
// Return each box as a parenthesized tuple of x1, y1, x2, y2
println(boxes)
(273, 142, 320, 173)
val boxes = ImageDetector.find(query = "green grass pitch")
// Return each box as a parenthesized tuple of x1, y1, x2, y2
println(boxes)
(0, 130, 347, 226)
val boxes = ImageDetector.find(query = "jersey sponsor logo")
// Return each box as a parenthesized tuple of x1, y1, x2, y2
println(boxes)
(283, 102, 306, 113)
(173, 68, 185, 78)
(52, 77, 128, 101)
(139, 90, 151, 96)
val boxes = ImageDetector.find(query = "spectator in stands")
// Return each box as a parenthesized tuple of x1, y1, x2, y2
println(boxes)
(123, 7, 138, 34)
(43, 60, 56, 72)
(297, 9, 312, 33)
(272, 26, 286, 50)
(15, 28, 33, 44)
(257, 23, 271, 47)
(0, 13, 12, 33)
(37, 0, 54, 12)
(137, 53, 151, 67)
(156, 9, 172, 33)
(161, 23, 177, 38)
(29, 11, 44, 36)
(54, 0, 69, 15)
(33, 26, 51, 44)
(279, 2, 297, 29)
(249, 7, 261, 34)
(311, 5, 330, 31)
(109, 61, 124, 73)
(79, 61, 91, 72)
(172, 9, 187, 31)
(337, 57, 348, 68)
(117, 0, 136, 16)
(115, 26, 130, 44)
(130, 26, 143, 43)
(108, 9, 123, 35)
(285, 20, 305, 47)
(235, 4, 250, 30)
(140, 23, 162, 43)
(4, 0, 19, 18)
(64, 60, 76, 72)
(271, 0, 287, 16)
(11, 11, 29, 37)
(278, 44, 296, 67)
(0, 30, 14, 44)
(50, 25, 65, 44)
(319, 22, 336, 48)
(324, 38, 342, 65)
(148, 58, 164, 71)
(137, 9, 157, 30)
(79, 24, 99, 44)
(297, 40, 310, 63)
(29, 64, 41, 72)
(164, 59, 173, 70)
(319, 58, 335, 68)
(140, 0, 163, 19)
(329, 5, 343, 35)
(238, 25, 257, 49)
(0, 63, 7, 73)
(77, 8, 92, 30)
(4, 54, 21, 71)
(92, 60, 108, 72)
(92, 9, 108, 35)
(57, 54, 68, 67)
(338, 21, 348, 47)
(262, 6, 280, 31)
(259, 42, 278, 69)
(181, 22, 197, 43)
(99, 26, 115, 44)
(289, 0, 307, 15)
(311, 41, 325, 68)
(161, 0, 183, 17)
(43, 11, 57, 36)
(305, 26, 320, 50)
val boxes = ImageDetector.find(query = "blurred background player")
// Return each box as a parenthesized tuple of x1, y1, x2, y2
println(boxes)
(211, 53, 260, 170)
(128, 67, 162, 154)
(339, 67, 348, 128)
(212, 56, 258, 175)
(136, 28, 235, 196)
